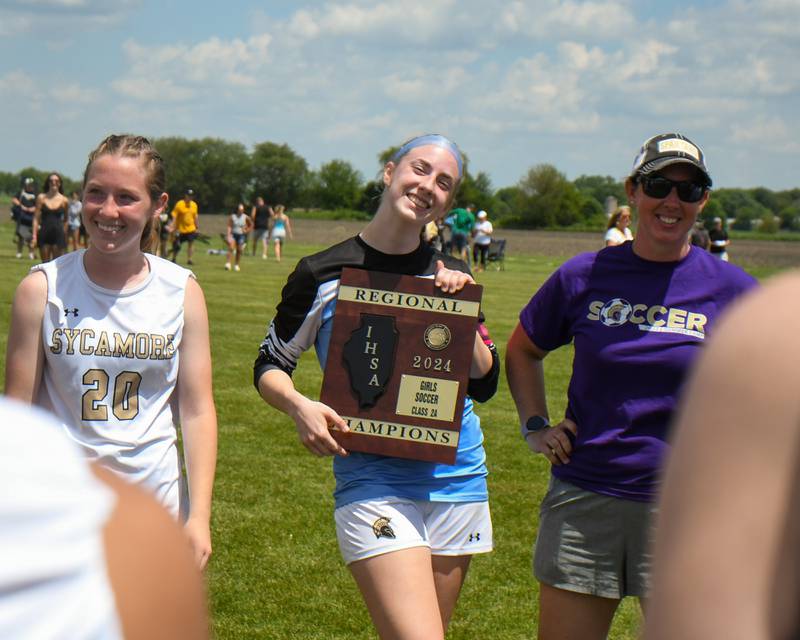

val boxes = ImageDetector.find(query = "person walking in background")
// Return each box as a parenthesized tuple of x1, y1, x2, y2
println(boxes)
(448, 203, 475, 263)
(32, 173, 69, 262)
(251, 196, 273, 259)
(709, 216, 730, 261)
(604, 205, 633, 246)
(472, 210, 493, 272)
(5, 134, 217, 570)
(66, 191, 83, 252)
(11, 177, 37, 259)
(689, 218, 710, 250)
(253, 134, 499, 640)
(169, 188, 199, 265)
(505, 132, 756, 640)
(270, 204, 292, 262)
(225, 203, 253, 272)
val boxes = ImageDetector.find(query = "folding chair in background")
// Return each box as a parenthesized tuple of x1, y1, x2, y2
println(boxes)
(487, 238, 506, 271)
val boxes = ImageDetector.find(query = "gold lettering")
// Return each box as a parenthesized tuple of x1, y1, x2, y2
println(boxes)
(114, 333, 135, 358)
(587, 300, 603, 320)
(647, 305, 667, 327)
(79, 329, 95, 355)
(150, 334, 165, 359)
(135, 333, 149, 359)
(667, 308, 688, 329)
(94, 331, 113, 357)
(630, 304, 647, 324)
(50, 328, 63, 354)
(63, 328, 81, 355)
(686, 312, 707, 334)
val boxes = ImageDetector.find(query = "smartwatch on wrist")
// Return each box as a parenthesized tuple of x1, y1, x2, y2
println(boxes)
(520, 415, 549, 440)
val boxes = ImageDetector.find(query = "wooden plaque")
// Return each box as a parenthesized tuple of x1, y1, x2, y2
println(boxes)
(320, 267, 482, 464)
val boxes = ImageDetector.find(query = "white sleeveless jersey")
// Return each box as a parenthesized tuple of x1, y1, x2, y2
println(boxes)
(34, 250, 192, 518)
(0, 398, 122, 639)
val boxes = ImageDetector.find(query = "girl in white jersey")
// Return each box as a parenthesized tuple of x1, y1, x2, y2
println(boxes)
(4, 134, 218, 570)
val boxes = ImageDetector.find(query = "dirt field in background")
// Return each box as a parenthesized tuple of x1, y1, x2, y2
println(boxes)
(6, 206, 795, 271)
(244, 218, 799, 270)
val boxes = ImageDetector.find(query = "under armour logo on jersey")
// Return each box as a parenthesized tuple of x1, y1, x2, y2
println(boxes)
(468, 533, 481, 542)
(64, 307, 79, 317)
(372, 516, 396, 540)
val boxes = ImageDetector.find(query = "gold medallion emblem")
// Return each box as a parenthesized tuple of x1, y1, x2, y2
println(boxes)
(424, 324, 451, 351)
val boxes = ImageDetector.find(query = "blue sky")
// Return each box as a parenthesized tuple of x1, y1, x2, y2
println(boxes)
(1, 0, 798, 191)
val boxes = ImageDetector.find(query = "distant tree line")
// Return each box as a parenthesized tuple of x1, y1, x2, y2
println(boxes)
(2, 137, 798, 231)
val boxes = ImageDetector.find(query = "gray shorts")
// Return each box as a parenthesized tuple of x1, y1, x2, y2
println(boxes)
(533, 476, 656, 599)
(16, 223, 33, 242)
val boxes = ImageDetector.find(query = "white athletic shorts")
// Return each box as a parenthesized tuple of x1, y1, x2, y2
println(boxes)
(334, 496, 493, 565)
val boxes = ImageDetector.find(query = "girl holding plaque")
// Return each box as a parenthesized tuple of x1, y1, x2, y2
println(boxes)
(254, 134, 499, 639)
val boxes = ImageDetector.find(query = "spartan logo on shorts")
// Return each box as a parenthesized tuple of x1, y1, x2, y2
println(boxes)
(599, 298, 632, 327)
(372, 516, 396, 540)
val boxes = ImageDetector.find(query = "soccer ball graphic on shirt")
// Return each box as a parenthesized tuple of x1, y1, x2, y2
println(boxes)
(599, 298, 633, 327)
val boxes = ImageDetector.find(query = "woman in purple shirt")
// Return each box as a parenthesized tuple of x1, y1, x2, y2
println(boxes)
(505, 133, 757, 639)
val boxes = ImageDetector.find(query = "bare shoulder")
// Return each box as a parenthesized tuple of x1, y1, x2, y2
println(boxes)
(14, 270, 47, 309)
(705, 270, 800, 368)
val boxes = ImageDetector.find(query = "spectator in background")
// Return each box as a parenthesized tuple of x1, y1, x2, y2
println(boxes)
(11, 177, 36, 259)
(690, 219, 710, 250)
(709, 216, 730, 261)
(422, 217, 440, 250)
(472, 210, 493, 272)
(169, 188, 199, 265)
(440, 213, 454, 255)
(604, 205, 633, 246)
(225, 203, 253, 272)
(32, 173, 69, 262)
(66, 191, 83, 252)
(449, 203, 475, 263)
(270, 204, 292, 262)
(251, 196, 273, 259)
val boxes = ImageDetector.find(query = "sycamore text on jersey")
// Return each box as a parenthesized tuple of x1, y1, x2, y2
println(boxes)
(49, 328, 177, 360)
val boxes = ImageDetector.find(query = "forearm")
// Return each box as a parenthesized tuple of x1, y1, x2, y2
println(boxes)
(469, 331, 493, 378)
(257, 368, 307, 419)
(505, 327, 549, 422)
(181, 410, 217, 522)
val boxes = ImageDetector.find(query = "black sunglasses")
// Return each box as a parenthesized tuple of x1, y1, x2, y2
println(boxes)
(639, 175, 707, 203)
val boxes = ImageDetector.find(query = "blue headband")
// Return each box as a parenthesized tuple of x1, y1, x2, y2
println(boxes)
(391, 134, 463, 179)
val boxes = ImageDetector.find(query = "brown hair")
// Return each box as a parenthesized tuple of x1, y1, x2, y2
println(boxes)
(42, 173, 65, 195)
(607, 205, 632, 230)
(83, 134, 167, 252)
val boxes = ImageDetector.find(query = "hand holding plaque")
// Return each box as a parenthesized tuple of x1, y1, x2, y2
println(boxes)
(320, 267, 482, 464)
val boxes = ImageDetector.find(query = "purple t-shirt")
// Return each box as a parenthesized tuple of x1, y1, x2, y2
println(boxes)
(519, 242, 757, 502)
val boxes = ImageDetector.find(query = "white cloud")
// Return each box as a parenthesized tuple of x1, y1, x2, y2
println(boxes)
(498, 0, 635, 39)
(731, 115, 800, 153)
(114, 34, 272, 101)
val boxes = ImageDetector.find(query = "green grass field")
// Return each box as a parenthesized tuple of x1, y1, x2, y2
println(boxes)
(0, 220, 786, 639)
